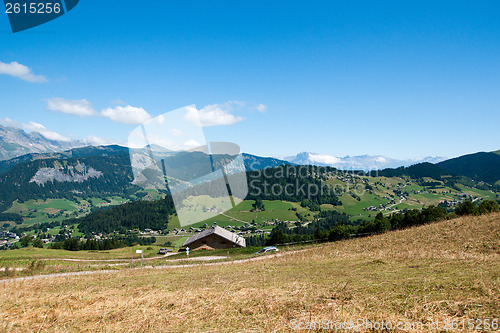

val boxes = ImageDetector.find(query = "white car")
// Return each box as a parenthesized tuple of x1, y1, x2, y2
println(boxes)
(255, 246, 279, 254)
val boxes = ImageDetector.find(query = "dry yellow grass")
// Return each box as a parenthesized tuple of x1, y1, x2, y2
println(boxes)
(1, 213, 499, 332)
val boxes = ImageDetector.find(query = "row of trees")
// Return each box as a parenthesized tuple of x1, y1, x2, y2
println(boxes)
(50, 237, 126, 251)
(454, 199, 499, 216)
(0, 213, 23, 223)
(49, 235, 157, 251)
(19, 235, 44, 248)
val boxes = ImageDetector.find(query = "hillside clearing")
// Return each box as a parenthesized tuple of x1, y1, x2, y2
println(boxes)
(1, 213, 499, 332)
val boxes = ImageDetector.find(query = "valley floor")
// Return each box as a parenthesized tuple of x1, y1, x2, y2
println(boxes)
(1, 213, 499, 332)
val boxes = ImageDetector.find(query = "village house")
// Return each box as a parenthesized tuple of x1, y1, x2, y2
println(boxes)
(182, 225, 246, 250)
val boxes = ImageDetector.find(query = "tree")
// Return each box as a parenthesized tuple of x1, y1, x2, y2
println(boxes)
(314, 228, 326, 241)
(251, 199, 265, 212)
(373, 212, 391, 232)
(32, 238, 44, 248)
(20, 235, 33, 247)
(63, 238, 80, 251)
(455, 201, 479, 216)
(420, 205, 447, 224)
(478, 200, 500, 214)
(266, 229, 286, 245)
(328, 225, 352, 241)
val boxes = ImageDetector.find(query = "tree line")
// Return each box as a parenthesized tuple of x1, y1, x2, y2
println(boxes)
(50, 235, 156, 251)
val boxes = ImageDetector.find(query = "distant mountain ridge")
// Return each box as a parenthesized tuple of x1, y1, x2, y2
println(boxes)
(437, 152, 500, 185)
(0, 151, 136, 210)
(0, 145, 129, 175)
(0, 123, 498, 201)
(282, 151, 445, 170)
(0, 145, 291, 175)
(370, 150, 500, 187)
(0, 125, 84, 161)
(0, 140, 498, 217)
(0, 145, 292, 207)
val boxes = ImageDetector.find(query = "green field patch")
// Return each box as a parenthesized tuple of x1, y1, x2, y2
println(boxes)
(289, 202, 313, 220)
(108, 196, 130, 205)
(392, 201, 422, 210)
(0, 245, 161, 262)
(455, 185, 495, 199)
(404, 184, 425, 192)
(190, 218, 245, 228)
(168, 200, 299, 229)
(7, 199, 78, 213)
(43, 208, 61, 214)
(173, 236, 189, 247)
(90, 198, 110, 206)
(411, 192, 448, 205)
(152, 235, 184, 247)
(320, 204, 336, 211)
(336, 191, 387, 218)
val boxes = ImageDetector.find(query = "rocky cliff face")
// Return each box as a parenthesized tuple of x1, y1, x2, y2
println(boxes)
(29, 162, 103, 185)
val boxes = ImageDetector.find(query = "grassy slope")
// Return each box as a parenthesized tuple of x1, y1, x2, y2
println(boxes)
(4, 196, 130, 226)
(323, 175, 498, 220)
(1, 213, 499, 332)
(0, 245, 159, 261)
(166, 199, 303, 231)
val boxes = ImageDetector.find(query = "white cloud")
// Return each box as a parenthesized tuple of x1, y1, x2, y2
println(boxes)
(110, 99, 126, 105)
(0, 118, 71, 142)
(184, 139, 201, 147)
(22, 121, 71, 142)
(256, 104, 267, 113)
(84, 135, 117, 146)
(155, 114, 165, 125)
(0, 61, 47, 83)
(0, 117, 17, 127)
(46, 98, 96, 117)
(309, 154, 341, 165)
(184, 103, 244, 127)
(101, 105, 152, 125)
(170, 128, 183, 136)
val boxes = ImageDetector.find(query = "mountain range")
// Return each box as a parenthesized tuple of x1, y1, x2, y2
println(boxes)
(0, 124, 499, 205)
(282, 152, 446, 171)
(0, 124, 450, 171)
(0, 124, 453, 171)
(0, 145, 497, 217)
(0, 125, 84, 161)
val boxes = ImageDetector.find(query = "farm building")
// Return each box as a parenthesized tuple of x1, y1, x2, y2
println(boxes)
(182, 225, 246, 250)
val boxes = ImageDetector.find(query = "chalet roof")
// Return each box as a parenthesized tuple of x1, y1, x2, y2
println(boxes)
(183, 226, 246, 247)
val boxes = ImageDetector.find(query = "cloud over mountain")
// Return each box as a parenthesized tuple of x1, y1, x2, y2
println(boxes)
(184, 103, 245, 127)
(101, 105, 152, 125)
(283, 152, 446, 170)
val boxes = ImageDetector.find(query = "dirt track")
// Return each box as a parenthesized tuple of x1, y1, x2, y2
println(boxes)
(0, 252, 291, 284)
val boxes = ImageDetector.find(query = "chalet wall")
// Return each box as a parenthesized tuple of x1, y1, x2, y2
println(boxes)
(188, 234, 243, 250)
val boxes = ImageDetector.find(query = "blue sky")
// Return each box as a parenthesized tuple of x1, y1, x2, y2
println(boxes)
(0, 0, 499, 159)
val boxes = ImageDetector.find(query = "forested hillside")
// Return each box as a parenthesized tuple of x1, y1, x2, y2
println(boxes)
(73, 196, 176, 234)
(0, 153, 136, 206)
(437, 152, 500, 184)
